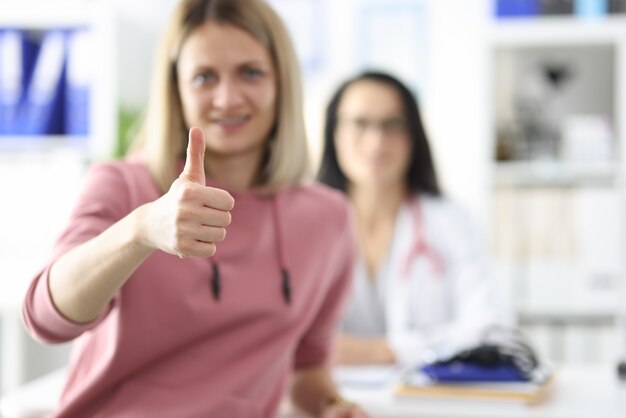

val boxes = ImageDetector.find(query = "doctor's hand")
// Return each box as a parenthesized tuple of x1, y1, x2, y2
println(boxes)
(139, 126, 234, 258)
(336, 335, 396, 365)
(320, 402, 370, 418)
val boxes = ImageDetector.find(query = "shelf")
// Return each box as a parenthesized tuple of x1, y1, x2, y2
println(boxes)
(0, 136, 90, 155)
(493, 160, 618, 186)
(516, 302, 622, 323)
(490, 16, 626, 47)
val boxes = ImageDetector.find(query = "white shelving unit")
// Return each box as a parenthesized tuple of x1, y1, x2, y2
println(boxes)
(487, 15, 626, 365)
(0, 0, 117, 394)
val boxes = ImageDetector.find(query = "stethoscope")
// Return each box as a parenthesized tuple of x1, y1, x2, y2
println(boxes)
(399, 197, 444, 280)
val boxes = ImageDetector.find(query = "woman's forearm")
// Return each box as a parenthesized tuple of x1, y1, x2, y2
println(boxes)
(48, 204, 155, 323)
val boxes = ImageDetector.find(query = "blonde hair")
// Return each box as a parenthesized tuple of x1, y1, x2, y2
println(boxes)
(131, 0, 309, 193)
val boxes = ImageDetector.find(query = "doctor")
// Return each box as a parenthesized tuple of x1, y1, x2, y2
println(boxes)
(318, 71, 506, 367)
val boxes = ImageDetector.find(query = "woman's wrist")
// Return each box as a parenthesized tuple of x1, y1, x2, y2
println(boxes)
(131, 204, 157, 252)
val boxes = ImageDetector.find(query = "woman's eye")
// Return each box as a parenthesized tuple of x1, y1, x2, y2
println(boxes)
(192, 72, 214, 86)
(243, 68, 264, 79)
(353, 118, 369, 131)
(383, 117, 407, 133)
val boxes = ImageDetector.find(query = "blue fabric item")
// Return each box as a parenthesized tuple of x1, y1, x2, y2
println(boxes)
(420, 361, 528, 383)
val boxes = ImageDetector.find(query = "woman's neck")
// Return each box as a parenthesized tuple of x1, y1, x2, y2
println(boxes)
(349, 184, 408, 228)
(349, 183, 408, 280)
(203, 150, 264, 193)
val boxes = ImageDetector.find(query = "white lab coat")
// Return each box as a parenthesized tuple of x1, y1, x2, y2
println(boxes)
(341, 194, 510, 366)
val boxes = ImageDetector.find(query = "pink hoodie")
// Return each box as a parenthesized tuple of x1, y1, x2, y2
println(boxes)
(23, 160, 355, 418)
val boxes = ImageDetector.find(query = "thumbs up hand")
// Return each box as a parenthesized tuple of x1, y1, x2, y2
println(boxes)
(141, 127, 235, 258)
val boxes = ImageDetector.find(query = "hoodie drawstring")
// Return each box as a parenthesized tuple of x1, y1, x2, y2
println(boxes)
(211, 263, 221, 301)
(271, 195, 292, 304)
(209, 195, 292, 305)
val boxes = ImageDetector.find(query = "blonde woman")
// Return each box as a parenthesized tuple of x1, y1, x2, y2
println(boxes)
(23, 1, 366, 417)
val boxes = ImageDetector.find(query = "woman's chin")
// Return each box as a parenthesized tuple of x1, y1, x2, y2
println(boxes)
(356, 178, 401, 191)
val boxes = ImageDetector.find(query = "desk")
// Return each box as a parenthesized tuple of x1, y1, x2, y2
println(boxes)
(2, 365, 625, 418)
(339, 365, 626, 418)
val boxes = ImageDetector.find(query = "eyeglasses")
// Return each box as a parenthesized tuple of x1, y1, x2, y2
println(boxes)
(338, 116, 407, 136)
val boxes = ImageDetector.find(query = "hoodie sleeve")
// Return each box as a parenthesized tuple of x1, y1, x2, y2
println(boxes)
(22, 162, 131, 344)
(294, 200, 356, 370)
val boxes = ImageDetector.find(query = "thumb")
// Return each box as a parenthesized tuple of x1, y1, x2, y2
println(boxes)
(181, 127, 206, 184)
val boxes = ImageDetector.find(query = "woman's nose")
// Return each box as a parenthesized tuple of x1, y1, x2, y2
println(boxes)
(361, 124, 387, 148)
(212, 79, 244, 109)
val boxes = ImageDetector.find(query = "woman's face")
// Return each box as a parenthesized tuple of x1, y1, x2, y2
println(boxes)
(177, 22, 277, 158)
(334, 80, 412, 191)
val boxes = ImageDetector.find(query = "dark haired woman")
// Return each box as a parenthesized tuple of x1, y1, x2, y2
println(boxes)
(318, 71, 505, 367)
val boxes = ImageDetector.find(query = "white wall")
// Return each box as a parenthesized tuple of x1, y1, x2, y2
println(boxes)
(427, 0, 491, 229)
(111, 0, 178, 109)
